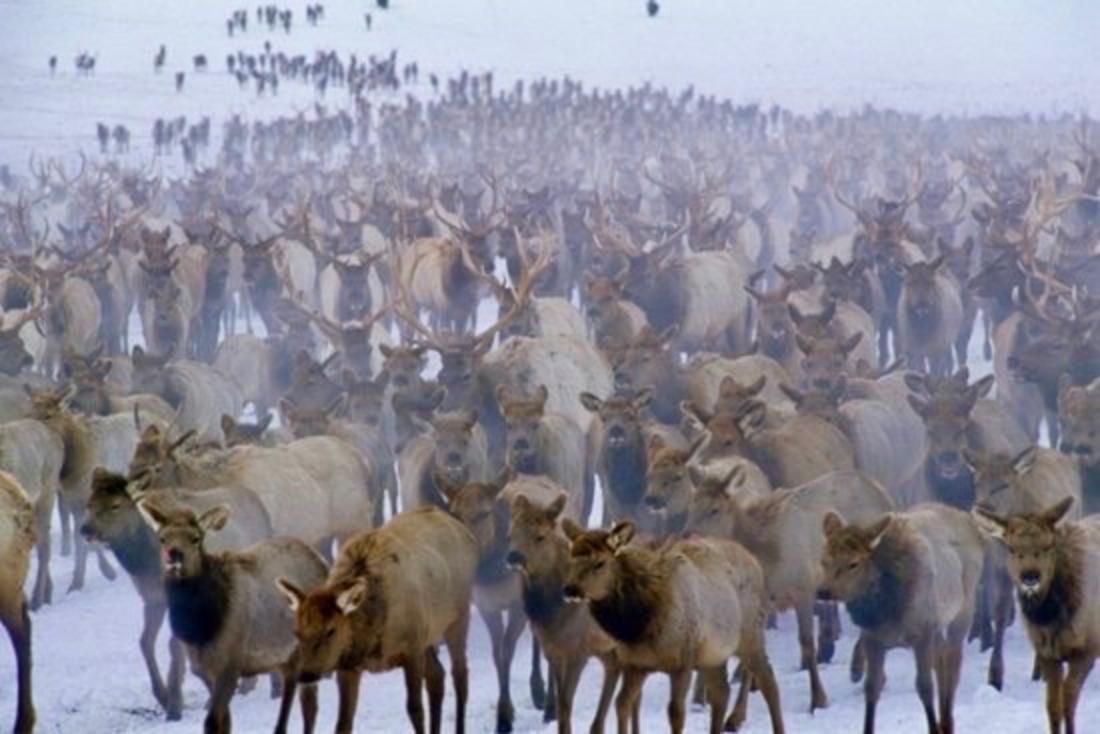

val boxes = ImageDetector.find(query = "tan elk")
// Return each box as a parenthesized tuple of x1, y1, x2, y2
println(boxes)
(820, 504, 984, 734)
(0, 470, 35, 734)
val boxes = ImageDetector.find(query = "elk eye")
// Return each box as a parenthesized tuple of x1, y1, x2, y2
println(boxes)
(325, 628, 336, 639)
(846, 561, 860, 572)
(475, 511, 490, 522)
(535, 534, 546, 543)
(594, 560, 606, 570)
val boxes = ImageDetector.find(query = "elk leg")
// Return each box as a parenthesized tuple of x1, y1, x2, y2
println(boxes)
(989, 569, 1014, 691)
(166, 635, 185, 720)
(938, 619, 968, 734)
(531, 634, 547, 711)
(1062, 654, 1094, 734)
(701, 666, 730, 734)
(204, 667, 240, 734)
(444, 610, 470, 734)
(498, 606, 526, 730)
(402, 654, 428, 734)
(861, 638, 886, 734)
(667, 668, 691, 734)
(424, 646, 446, 734)
(744, 644, 785, 734)
(69, 521, 89, 593)
(273, 660, 299, 734)
(796, 599, 827, 711)
(4, 601, 35, 734)
(335, 670, 362, 734)
(912, 634, 937, 734)
(57, 492, 73, 557)
(299, 680, 318, 734)
(558, 656, 587, 734)
(139, 601, 171, 711)
(850, 633, 866, 683)
(816, 602, 838, 664)
(691, 670, 706, 705)
(30, 499, 53, 609)
(591, 654, 620, 734)
(726, 666, 750, 731)
(1040, 657, 1064, 734)
(615, 668, 645, 734)
(96, 544, 117, 581)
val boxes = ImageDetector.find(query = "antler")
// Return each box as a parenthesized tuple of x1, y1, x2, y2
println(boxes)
(472, 235, 553, 352)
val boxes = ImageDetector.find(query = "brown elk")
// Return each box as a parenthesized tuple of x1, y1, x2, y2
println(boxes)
(897, 256, 964, 375)
(1057, 377, 1100, 513)
(0, 471, 35, 733)
(973, 499, 1100, 734)
(279, 507, 478, 734)
(506, 493, 624, 734)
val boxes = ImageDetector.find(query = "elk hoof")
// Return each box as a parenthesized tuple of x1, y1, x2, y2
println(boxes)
(495, 714, 513, 733)
(66, 579, 84, 594)
(811, 691, 828, 712)
(817, 638, 836, 664)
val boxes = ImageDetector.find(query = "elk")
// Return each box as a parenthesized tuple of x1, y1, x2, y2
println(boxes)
(973, 499, 1100, 734)
(138, 501, 327, 734)
(582, 272, 648, 353)
(130, 345, 243, 443)
(0, 471, 35, 734)
(687, 469, 893, 710)
(445, 472, 584, 732)
(897, 256, 964, 375)
(820, 504, 984, 734)
(562, 521, 786, 734)
(1057, 377, 1100, 513)
(279, 507, 478, 734)
(506, 493, 624, 734)
(398, 407, 491, 511)
(0, 414, 63, 609)
(580, 388, 685, 528)
(683, 398, 855, 490)
(498, 385, 594, 525)
(80, 469, 273, 720)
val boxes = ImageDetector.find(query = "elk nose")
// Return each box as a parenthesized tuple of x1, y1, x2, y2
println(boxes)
(1076, 445, 1092, 457)
(78, 522, 95, 539)
(937, 451, 959, 465)
(1060, 442, 1073, 455)
(512, 438, 531, 453)
(562, 583, 582, 600)
(1020, 569, 1042, 589)
(813, 378, 832, 391)
(608, 426, 626, 440)
(445, 452, 463, 467)
(393, 375, 409, 388)
(644, 494, 665, 509)
(505, 550, 525, 567)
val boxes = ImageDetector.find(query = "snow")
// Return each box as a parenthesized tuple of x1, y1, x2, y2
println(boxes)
(2, 0, 1100, 731)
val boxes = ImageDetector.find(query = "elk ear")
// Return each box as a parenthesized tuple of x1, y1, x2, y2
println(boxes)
(788, 304, 804, 325)
(534, 384, 549, 407)
(929, 255, 945, 271)
(778, 383, 803, 405)
(607, 521, 635, 553)
(220, 414, 236, 435)
(907, 394, 929, 418)
(680, 400, 712, 426)
(494, 465, 515, 490)
(197, 505, 230, 533)
(546, 493, 567, 521)
(687, 464, 707, 490)
(647, 434, 666, 455)
(1011, 447, 1038, 475)
(511, 494, 532, 515)
(458, 409, 479, 432)
(903, 372, 928, 395)
(1042, 496, 1076, 526)
(794, 333, 815, 355)
(962, 448, 983, 470)
(378, 344, 394, 358)
(971, 507, 1007, 541)
(737, 401, 767, 431)
(722, 465, 746, 490)
(685, 433, 707, 461)
(866, 514, 893, 549)
(276, 577, 306, 613)
(841, 332, 863, 355)
(973, 375, 995, 398)
(135, 497, 169, 532)
(745, 374, 766, 396)
(633, 387, 654, 411)
(258, 413, 273, 433)
(494, 384, 509, 404)
(562, 517, 584, 542)
(822, 510, 845, 537)
(579, 392, 603, 413)
(336, 579, 368, 615)
(819, 299, 837, 323)
(410, 414, 434, 435)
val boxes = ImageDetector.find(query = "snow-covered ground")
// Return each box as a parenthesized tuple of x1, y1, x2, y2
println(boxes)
(2, 0, 1100, 731)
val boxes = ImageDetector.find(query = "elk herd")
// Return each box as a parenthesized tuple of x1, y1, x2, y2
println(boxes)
(0, 68, 1099, 734)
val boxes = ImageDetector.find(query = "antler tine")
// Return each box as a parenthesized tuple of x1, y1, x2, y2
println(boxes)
(898, 158, 925, 210)
(825, 156, 866, 220)
(473, 236, 553, 351)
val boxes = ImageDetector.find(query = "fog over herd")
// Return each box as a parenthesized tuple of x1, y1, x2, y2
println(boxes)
(1, 2, 1099, 733)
